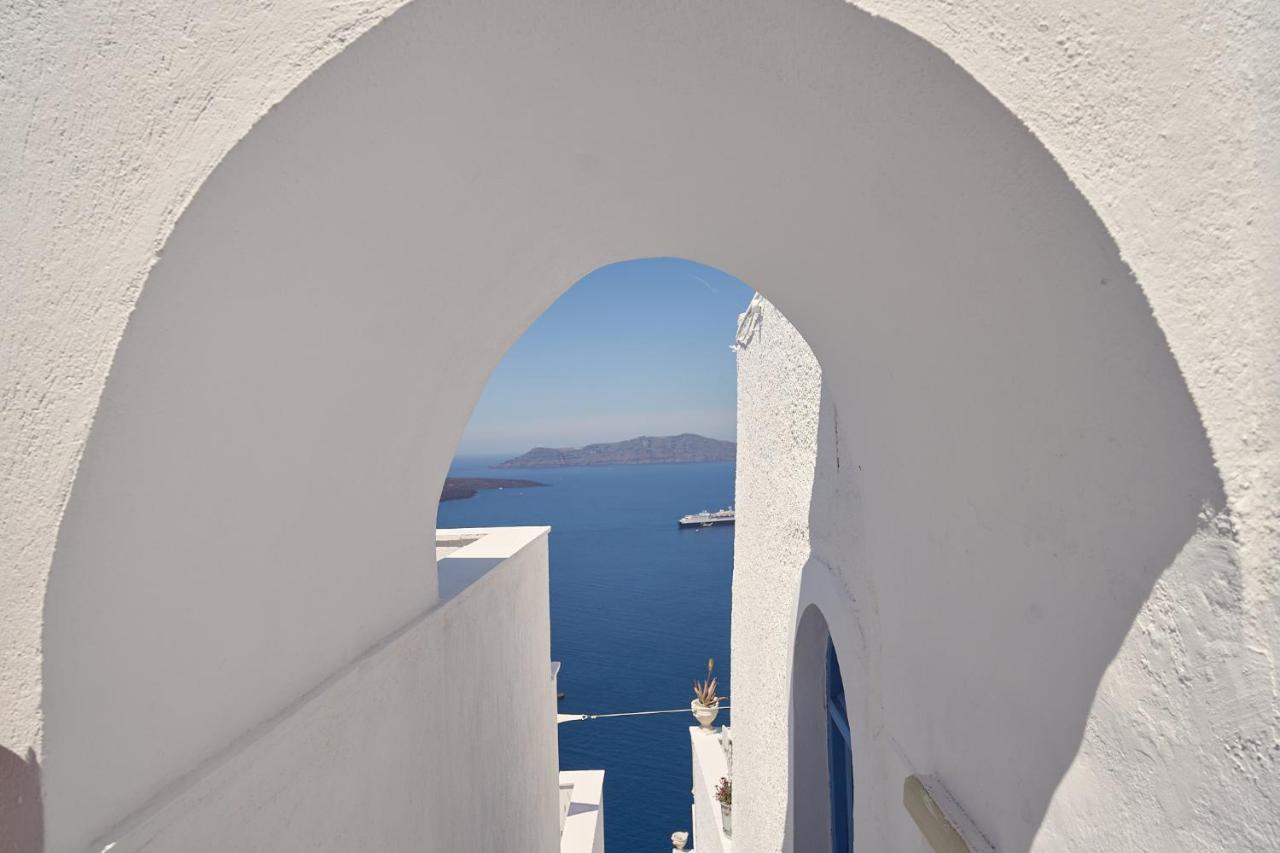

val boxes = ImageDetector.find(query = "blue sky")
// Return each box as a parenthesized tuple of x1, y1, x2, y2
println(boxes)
(456, 258, 754, 455)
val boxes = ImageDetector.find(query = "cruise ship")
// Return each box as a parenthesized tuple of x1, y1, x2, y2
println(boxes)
(678, 508, 735, 528)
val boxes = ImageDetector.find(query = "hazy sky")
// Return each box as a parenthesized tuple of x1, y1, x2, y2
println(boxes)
(456, 258, 754, 456)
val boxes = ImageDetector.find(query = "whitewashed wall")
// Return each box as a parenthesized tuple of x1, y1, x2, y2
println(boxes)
(89, 527, 558, 853)
(690, 727, 733, 853)
(2, 1, 1276, 851)
(731, 297, 824, 849)
(733, 298, 1268, 851)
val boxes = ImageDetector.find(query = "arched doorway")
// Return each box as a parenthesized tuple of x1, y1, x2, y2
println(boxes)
(790, 603, 850, 853)
(826, 638, 853, 853)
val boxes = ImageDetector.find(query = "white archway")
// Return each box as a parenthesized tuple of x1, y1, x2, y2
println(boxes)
(31, 1, 1234, 850)
(788, 603, 840, 853)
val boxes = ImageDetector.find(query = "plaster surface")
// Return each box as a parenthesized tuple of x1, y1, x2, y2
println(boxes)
(1, 0, 1277, 849)
(558, 770, 605, 853)
(91, 527, 558, 853)
(690, 727, 733, 853)
(731, 298, 824, 850)
(735, 300, 1272, 851)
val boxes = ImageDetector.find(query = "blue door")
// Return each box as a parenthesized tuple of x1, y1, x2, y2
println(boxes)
(827, 639, 853, 852)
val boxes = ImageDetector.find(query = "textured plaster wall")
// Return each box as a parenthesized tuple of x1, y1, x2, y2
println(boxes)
(1, 0, 1276, 849)
(90, 527, 557, 853)
(856, 0, 1280, 585)
(734, 299, 1273, 851)
(732, 298, 824, 849)
(0, 0, 411, 759)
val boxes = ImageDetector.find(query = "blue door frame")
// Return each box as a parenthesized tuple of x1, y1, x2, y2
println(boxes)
(827, 639, 854, 852)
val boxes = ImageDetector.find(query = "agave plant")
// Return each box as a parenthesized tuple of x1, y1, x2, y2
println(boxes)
(693, 657, 720, 706)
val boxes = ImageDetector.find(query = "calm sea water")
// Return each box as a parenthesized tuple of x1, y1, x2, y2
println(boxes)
(438, 455, 734, 852)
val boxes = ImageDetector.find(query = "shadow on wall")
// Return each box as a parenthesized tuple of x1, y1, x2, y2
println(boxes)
(0, 747, 42, 853)
(792, 266, 1225, 850)
(438, 557, 507, 603)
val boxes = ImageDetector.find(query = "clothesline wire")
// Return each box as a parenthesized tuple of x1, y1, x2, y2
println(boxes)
(562, 705, 730, 721)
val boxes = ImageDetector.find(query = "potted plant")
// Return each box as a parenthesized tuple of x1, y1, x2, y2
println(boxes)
(715, 776, 733, 836)
(691, 657, 722, 729)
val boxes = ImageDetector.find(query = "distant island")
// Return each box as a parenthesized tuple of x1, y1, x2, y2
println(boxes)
(494, 433, 736, 469)
(441, 477, 547, 501)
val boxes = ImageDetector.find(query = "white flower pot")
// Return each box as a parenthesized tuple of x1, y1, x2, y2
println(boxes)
(721, 803, 732, 836)
(691, 699, 720, 729)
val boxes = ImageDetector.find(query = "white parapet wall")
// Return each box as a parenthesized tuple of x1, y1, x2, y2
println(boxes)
(87, 527, 560, 853)
(690, 727, 733, 853)
(559, 770, 606, 853)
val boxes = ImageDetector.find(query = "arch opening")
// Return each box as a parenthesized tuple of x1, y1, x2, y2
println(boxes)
(38, 0, 1224, 850)
(435, 255, 752, 852)
(789, 604, 841, 853)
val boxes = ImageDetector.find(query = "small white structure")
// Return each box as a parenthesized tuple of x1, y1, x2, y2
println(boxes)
(559, 770, 606, 853)
(689, 726, 733, 853)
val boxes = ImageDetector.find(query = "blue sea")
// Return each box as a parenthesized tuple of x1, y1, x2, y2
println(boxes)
(438, 456, 734, 852)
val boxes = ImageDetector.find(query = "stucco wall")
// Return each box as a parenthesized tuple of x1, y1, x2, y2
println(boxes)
(731, 297, 824, 849)
(85, 527, 558, 853)
(734, 299, 1273, 850)
(1, 0, 1276, 849)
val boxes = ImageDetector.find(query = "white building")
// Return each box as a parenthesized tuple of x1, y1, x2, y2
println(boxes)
(1, 1, 1276, 851)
